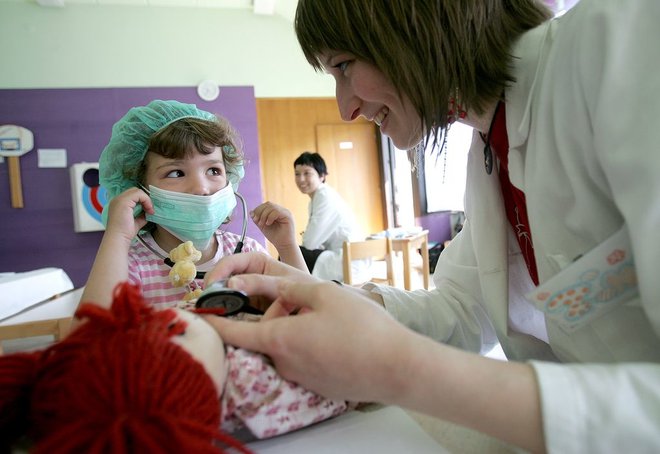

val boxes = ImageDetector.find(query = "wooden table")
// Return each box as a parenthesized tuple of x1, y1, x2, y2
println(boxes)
(391, 230, 430, 290)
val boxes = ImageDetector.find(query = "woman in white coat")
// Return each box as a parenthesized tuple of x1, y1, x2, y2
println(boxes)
(202, 0, 660, 452)
(294, 151, 367, 282)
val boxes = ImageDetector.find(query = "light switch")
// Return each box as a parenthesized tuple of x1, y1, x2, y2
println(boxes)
(38, 148, 67, 168)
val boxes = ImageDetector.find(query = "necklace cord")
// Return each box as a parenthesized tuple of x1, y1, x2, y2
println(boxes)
(479, 100, 503, 175)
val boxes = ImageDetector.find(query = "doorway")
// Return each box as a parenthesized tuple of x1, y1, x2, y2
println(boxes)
(256, 98, 386, 257)
(316, 123, 386, 237)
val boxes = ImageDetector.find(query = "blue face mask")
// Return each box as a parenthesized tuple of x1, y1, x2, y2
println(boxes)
(145, 183, 237, 251)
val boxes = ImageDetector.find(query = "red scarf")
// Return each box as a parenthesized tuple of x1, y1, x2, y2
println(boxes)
(487, 102, 539, 285)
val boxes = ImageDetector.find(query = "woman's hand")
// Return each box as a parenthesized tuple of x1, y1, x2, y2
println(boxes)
(202, 273, 409, 404)
(204, 251, 317, 312)
(203, 253, 545, 453)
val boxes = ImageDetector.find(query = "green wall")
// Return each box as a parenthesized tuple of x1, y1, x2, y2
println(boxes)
(0, 2, 334, 97)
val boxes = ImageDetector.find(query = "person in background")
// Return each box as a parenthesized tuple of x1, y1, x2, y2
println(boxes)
(294, 151, 368, 282)
(81, 100, 303, 311)
(201, 0, 660, 453)
(0, 282, 350, 452)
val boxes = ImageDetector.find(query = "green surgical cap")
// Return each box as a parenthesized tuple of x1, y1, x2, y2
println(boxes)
(99, 99, 244, 223)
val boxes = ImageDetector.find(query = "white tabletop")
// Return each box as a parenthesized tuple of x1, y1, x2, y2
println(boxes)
(0, 268, 74, 321)
(0, 287, 83, 326)
(246, 405, 448, 453)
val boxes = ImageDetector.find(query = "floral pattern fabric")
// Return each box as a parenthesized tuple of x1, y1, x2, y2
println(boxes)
(220, 345, 350, 438)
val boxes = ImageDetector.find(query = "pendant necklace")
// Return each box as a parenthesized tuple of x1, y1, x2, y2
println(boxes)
(479, 100, 503, 175)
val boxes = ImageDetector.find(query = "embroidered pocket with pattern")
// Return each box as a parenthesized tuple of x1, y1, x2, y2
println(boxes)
(526, 226, 638, 332)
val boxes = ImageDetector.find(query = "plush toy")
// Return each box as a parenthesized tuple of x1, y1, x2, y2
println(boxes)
(169, 261, 197, 287)
(168, 241, 203, 303)
(169, 240, 202, 263)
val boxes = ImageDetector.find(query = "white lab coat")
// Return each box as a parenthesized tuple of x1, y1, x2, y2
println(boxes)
(302, 184, 368, 282)
(372, 0, 660, 451)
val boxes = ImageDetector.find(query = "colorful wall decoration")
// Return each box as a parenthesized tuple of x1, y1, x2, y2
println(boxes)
(70, 162, 107, 232)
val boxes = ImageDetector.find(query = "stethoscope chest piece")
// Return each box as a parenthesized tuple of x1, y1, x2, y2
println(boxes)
(195, 279, 260, 317)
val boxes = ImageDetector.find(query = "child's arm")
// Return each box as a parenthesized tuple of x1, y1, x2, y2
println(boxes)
(79, 188, 154, 314)
(250, 202, 307, 272)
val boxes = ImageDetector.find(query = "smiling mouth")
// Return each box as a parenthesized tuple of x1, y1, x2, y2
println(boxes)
(374, 107, 389, 126)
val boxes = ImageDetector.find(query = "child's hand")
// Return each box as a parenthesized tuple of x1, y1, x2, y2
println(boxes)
(104, 187, 154, 242)
(251, 202, 298, 250)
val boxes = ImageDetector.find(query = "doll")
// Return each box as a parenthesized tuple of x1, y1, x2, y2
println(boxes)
(0, 282, 350, 453)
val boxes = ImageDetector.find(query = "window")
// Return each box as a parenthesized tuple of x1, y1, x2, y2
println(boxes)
(418, 122, 473, 213)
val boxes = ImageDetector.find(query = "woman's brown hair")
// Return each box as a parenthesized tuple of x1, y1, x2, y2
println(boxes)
(295, 0, 552, 148)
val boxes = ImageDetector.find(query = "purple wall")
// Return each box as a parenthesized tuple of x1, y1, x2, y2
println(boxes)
(417, 212, 451, 246)
(0, 87, 264, 288)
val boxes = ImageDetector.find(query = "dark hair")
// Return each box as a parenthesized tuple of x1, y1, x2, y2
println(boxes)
(138, 116, 244, 185)
(294, 151, 328, 178)
(295, 0, 552, 149)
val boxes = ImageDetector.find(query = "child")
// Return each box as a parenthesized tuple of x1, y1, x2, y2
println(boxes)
(0, 282, 350, 452)
(84, 99, 301, 310)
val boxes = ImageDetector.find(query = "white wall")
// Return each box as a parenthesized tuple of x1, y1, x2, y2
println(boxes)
(0, 2, 335, 97)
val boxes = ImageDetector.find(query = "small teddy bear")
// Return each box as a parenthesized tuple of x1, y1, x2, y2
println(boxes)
(168, 241, 203, 304)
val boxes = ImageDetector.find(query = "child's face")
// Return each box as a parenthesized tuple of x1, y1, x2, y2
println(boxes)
(170, 308, 226, 395)
(144, 147, 229, 196)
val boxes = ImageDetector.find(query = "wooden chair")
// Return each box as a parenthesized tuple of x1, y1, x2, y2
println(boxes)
(342, 238, 395, 286)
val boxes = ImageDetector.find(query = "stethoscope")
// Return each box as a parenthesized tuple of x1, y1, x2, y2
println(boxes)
(135, 190, 255, 316)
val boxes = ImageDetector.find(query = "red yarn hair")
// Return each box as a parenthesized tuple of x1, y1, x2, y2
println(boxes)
(0, 282, 251, 454)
